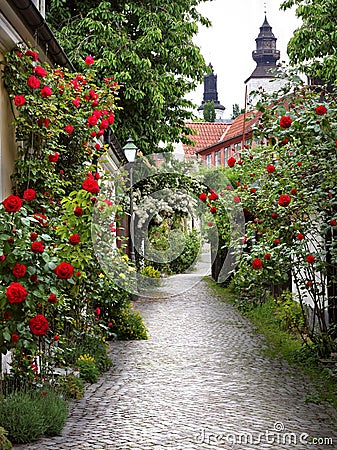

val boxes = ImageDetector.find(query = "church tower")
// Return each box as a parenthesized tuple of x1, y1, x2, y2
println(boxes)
(245, 16, 284, 104)
(198, 64, 226, 121)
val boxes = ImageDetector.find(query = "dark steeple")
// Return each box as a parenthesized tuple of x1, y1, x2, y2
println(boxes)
(198, 63, 225, 112)
(245, 15, 280, 82)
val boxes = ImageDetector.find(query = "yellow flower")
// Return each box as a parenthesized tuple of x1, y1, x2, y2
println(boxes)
(119, 273, 126, 279)
(99, 273, 105, 279)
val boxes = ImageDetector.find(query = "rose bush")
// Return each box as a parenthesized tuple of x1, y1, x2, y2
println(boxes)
(0, 46, 145, 381)
(212, 74, 337, 355)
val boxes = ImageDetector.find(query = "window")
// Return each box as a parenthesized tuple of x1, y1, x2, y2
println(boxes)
(215, 150, 222, 166)
(32, 0, 45, 17)
(224, 148, 229, 164)
(205, 154, 212, 166)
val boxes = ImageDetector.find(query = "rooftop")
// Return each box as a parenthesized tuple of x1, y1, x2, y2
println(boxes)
(183, 122, 231, 158)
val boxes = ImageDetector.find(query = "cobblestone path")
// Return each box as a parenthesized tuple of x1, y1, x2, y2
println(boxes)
(16, 280, 337, 450)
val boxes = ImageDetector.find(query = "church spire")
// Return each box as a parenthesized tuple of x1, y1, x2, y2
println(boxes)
(197, 63, 226, 121)
(246, 15, 280, 81)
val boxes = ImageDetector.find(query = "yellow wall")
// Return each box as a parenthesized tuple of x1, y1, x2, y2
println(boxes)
(0, 50, 17, 201)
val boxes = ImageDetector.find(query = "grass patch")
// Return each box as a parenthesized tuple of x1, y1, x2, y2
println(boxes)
(204, 276, 337, 411)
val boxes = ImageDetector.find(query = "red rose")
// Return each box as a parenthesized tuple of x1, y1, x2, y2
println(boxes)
(209, 191, 218, 201)
(12, 263, 27, 278)
(54, 262, 74, 279)
(329, 219, 337, 226)
(54, 335, 60, 341)
(271, 213, 278, 220)
(297, 233, 305, 240)
(95, 143, 101, 150)
(97, 130, 104, 137)
(72, 98, 81, 108)
(306, 254, 315, 264)
(31, 241, 44, 253)
(252, 258, 263, 269)
(41, 86, 52, 97)
(28, 76, 41, 89)
(14, 95, 26, 107)
(280, 115, 292, 128)
(25, 50, 38, 61)
(65, 125, 74, 135)
(233, 195, 241, 204)
(89, 89, 98, 99)
(29, 314, 49, 336)
(278, 194, 291, 207)
(274, 238, 280, 245)
(108, 114, 115, 125)
(30, 232, 38, 241)
(281, 138, 289, 146)
(33, 66, 47, 77)
(85, 55, 95, 65)
(87, 115, 98, 126)
(74, 206, 83, 216)
(23, 189, 36, 202)
(48, 293, 57, 304)
(76, 271, 81, 277)
(315, 105, 327, 115)
(0, 255, 5, 262)
(30, 274, 38, 283)
(250, 188, 257, 193)
(264, 253, 271, 260)
(6, 282, 28, 304)
(99, 119, 109, 130)
(11, 334, 19, 343)
(210, 206, 217, 213)
(2, 195, 23, 212)
(306, 281, 312, 287)
(95, 307, 101, 316)
(48, 152, 59, 163)
(266, 164, 275, 173)
(82, 178, 100, 194)
(37, 118, 50, 128)
(227, 157, 236, 167)
(199, 192, 207, 202)
(290, 189, 297, 195)
(208, 221, 213, 227)
(69, 234, 80, 245)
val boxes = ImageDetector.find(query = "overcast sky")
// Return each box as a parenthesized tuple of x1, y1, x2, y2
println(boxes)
(189, 0, 301, 118)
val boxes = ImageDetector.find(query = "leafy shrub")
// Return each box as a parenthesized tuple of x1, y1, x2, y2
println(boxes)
(77, 355, 100, 383)
(55, 374, 84, 400)
(0, 426, 12, 449)
(139, 265, 161, 290)
(109, 303, 148, 340)
(63, 332, 112, 373)
(0, 388, 68, 444)
(277, 292, 307, 335)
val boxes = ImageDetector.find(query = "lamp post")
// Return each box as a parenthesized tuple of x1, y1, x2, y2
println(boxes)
(123, 136, 137, 264)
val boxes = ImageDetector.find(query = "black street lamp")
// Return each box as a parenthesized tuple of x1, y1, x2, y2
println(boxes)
(123, 136, 137, 264)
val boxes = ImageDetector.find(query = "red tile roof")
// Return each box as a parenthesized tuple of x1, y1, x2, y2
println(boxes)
(223, 110, 261, 141)
(183, 122, 231, 158)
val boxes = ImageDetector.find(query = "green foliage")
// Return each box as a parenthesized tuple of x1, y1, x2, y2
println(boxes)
(0, 427, 12, 450)
(109, 303, 148, 340)
(0, 388, 68, 443)
(231, 103, 243, 120)
(54, 374, 85, 400)
(203, 101, 216, 122)
(281, 0, 337, 84)
(46, 0, 210, 154)
(140, 265, 161, 279)
(76, 354, 100, 384)
(277, 291, 307, 335)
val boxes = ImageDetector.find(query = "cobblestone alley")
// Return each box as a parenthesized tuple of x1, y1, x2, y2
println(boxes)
(15, 279, 337, 450)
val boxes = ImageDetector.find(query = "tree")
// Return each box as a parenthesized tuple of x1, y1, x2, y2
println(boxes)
(231, 103, 243, 120)
(281, 0, 337, 84)
(203, 100, 216, 122)
(46, 0, 211, 154)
